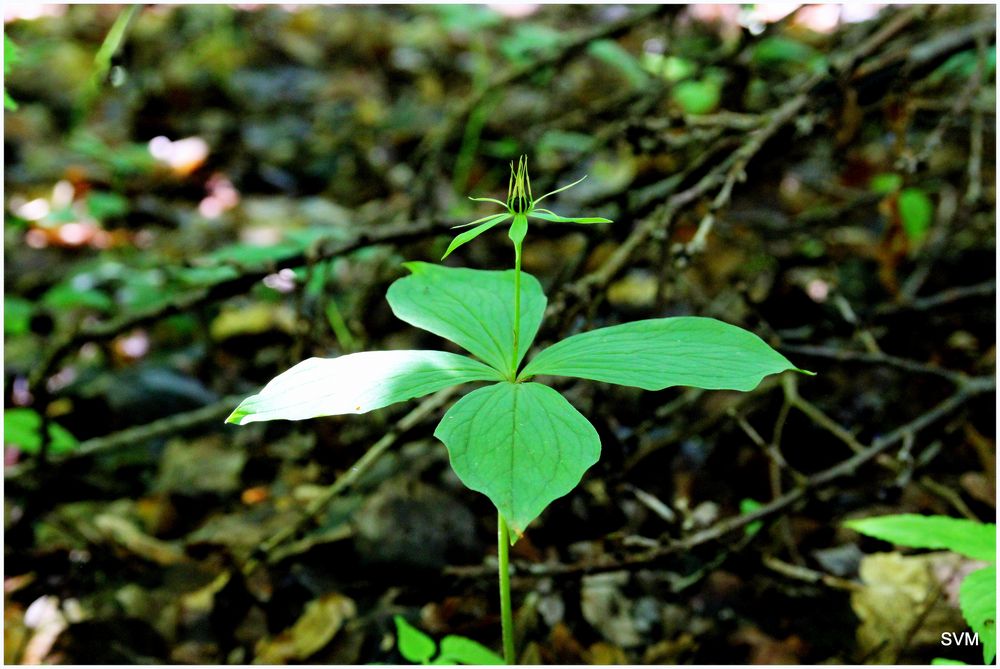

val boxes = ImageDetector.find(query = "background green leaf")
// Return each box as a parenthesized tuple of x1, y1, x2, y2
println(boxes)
(4, 408, 79, 455)
(959, 566, 996, 664)
(394, 615, 437, 664)
(437, 635, 504, 665)
(4, 33, 19, 110)
(898, 187, 934, 242)
(587, 39, 649, 89)
(434, 382, 600, 537)
(845, 514, 996, 562)
(227, 350, 501, 425)
(671, 78, 721, 115)
(521, 317, 807, 391)
(387, 263, 546, 376)
(869, 172, 903, 194)
(740, 498, 764, 537)
(4, 297, 33, 336)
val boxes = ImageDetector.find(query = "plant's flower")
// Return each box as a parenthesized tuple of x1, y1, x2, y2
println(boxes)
(443, 155, 613, 259)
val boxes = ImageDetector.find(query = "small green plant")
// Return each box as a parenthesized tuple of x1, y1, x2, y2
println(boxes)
(846, 514, 996, 664)
(227, 156, 810, 663)
(394, 615, 504, 665)
(4, 33, 19, 111)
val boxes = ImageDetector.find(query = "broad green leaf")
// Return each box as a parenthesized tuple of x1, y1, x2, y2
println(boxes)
(869, 173, 903, 194)
(536, 130, 596, 156)
(428, 4, 502, 34)
(435, 382, 600, 537)
(752, 36, 820, 66)
(500, 23, 561, 67)
(521, 317, 809, 391)
(931, 659, 967, 665)
(898, 188, 934, 243)
(672, 79, 721, 115)
(845, 514, 996, 562)
(5, 297, 33, 336)
(4, 408, 79, 455)
(208, 241, 303, 266)
(959, 566, 996, 664)
(587, 39, 649, 89)
(86, 191, 129, 219)
(928, 46, 996, 87)
(226, 350, 501, 425)
(530, 209, 612, 225)
(394, 615, 437, 664)
(437, 635, 504, 665)
(740, 498, 764, 537)
(641, 53, 698, 82)
(442, 213, 510, 259)
(43, 283, 115, 313)
(386, 263, 546, 376)
(4, 34, 19, 111)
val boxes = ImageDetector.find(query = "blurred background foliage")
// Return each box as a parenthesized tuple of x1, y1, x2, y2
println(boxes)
(3, 4, 996, 664)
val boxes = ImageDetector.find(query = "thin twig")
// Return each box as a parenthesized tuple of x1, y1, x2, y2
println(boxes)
(28, 220, 436, 391)
(780, 344, 969, 385)
(241, 386, 458, 576)
(874, 280, 996, 317)
(6, 395, 247, 480)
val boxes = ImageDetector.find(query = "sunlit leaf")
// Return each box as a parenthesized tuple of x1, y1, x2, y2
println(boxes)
(226, 350, 501, 425)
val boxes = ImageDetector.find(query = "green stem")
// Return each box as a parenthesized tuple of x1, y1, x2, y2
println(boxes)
(498, 513, 516, 664)
(510, 244, 522, 379)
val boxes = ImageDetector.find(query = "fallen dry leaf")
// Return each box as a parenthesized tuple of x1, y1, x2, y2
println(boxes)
(254, 593, 356, 664)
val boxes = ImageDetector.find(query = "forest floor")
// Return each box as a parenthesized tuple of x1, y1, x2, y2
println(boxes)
(3, 4, 996, 664)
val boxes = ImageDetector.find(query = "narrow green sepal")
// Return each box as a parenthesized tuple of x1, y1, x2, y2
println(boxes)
(531, 209, 613, 225)
(442, 213, 509, 259)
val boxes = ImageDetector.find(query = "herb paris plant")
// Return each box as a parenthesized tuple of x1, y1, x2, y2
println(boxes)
(227, 156, 812, 663)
